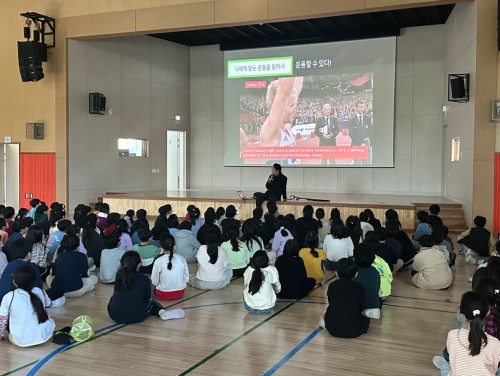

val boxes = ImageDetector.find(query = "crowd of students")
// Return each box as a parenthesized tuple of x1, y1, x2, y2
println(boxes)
(1, 198, 500, 374)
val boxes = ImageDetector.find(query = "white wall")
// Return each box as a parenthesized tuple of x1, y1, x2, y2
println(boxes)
(189, 25, 446, 195)
(443, 2, 477, 223)
(68, 36, 190, 210)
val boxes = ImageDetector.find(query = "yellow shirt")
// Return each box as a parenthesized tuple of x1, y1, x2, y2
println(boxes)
(299, 247, 326, 284)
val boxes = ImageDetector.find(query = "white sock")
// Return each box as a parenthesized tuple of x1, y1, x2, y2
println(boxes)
(160, 308, 185, 321)
(50, 296, 66, 308)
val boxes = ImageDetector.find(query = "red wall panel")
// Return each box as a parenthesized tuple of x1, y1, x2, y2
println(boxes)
(19, 153, 56, 209)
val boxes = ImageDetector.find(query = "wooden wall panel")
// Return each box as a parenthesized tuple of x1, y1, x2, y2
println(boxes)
(65, 10, 137, 38)
(136, 2, 215, 33)
(103, 195, 416, 230)
(214, 0, 268, 25)
(268, 0, 365, 20)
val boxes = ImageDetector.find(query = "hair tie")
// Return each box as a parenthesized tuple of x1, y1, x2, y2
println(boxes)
(495, 290, 499, 295)
(472, 309, 481, 317)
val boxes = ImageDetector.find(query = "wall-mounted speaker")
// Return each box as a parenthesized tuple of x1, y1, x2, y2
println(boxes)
(26, 123, 44, 139)
(89, 93, 106, 114)
(448, 74, 469, 103)
(17, 41, 47, 82)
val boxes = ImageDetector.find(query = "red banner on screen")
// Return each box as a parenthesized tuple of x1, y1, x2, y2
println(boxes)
(245, 81, 267, 89)
(242, 146, 369, 160)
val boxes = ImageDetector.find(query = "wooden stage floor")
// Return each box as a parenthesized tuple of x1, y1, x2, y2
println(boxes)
(103, 190, 461, 231)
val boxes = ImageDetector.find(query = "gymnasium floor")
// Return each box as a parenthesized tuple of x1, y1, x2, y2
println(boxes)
(0, 252, 472, 376)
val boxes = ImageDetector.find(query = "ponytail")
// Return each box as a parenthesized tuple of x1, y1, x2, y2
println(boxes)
(207, 243, 218, 264)
(12, 265, 48, 324)
(116, 251, 141, 290)
(304, 231, 319, 258)
(167, 249, 174, 270)
(280, 228, 288, 237)
(159, 234, 176, 270)
(248, 250, 269, 295)
(248, 267, 264, 295)
(317, 219, 323, 229)
(469, 312, 487, 356)
(459, 291, 489, 356)
(205, 230, 219, 264)
(228, 227, 240, 252)
(27, 290, 49, 324)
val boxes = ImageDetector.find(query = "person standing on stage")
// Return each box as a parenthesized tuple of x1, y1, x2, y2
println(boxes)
(255, 164, 288, 208)
(347, 100, 372, 147)
(314, 103, 339, 164)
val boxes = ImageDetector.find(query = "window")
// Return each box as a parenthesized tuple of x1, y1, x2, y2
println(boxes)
(118, 138, 149, 157)
(451, 137, 460, 162)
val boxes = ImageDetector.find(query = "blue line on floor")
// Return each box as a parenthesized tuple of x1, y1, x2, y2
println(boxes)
(26, 323, 122, 376)
(262, 327, 323, 376)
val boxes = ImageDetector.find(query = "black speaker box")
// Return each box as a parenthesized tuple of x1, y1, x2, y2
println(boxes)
(448, 74, 469, 103)
(450, 77, 465, 98)
(17, 41, 47, 82)
(89, 93, 106, 114)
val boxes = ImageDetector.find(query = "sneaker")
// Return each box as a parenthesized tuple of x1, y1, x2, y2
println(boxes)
(432, 356, 447, 370)
(88, 265, 96, 272)
(160, 308, 186, 321)
(468, 276, 473, 283)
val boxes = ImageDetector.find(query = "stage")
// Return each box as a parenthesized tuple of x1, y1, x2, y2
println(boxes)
(102, 190, 465, 232)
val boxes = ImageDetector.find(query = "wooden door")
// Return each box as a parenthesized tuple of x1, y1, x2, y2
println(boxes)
(19, 153, 56, 209)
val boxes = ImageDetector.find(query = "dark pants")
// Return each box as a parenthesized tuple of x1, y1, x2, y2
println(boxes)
(255, 192, 279, 208)
(147, 299, 164, 316)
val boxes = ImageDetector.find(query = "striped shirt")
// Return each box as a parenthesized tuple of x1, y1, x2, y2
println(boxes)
(447, 329, 500, 376)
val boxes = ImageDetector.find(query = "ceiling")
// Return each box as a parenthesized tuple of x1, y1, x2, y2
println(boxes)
(150, 4, 455, 50)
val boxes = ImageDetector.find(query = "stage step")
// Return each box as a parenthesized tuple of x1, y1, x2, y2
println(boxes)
(413, 203, 468, 235)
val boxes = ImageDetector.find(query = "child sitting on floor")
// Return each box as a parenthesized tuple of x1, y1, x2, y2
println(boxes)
(0, 265, 55, 347)
(107, 251, 185, 324)
(151, 234, 189, 300)
(322, 257, 370, 338)
(243, 250, 281, 314)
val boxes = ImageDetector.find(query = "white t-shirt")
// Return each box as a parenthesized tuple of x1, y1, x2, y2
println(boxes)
(323, 235, 354, 262)
(151, 253, 189, 292)
(0, 288, 55, 347)
(243, 266, 281, 310)
(196, 245, 229, 282)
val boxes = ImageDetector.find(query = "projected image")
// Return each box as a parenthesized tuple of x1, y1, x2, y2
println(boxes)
(224, 37, 395, 167)
(239, 74, 373, 165)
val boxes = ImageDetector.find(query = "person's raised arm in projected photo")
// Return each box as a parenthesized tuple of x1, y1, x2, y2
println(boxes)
(259, 77, 302, 147)
(255, 163, 288, 208)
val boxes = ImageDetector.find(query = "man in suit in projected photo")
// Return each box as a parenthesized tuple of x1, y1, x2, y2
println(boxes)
(314, 103, 339, 164)
(347, 100, 372, 147)
(258, 76, 304, 164)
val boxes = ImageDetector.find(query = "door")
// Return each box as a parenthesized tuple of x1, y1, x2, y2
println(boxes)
(19, 153, 56, 208)
(166, 131, 186, 190)
(0, 144, 20, 207)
